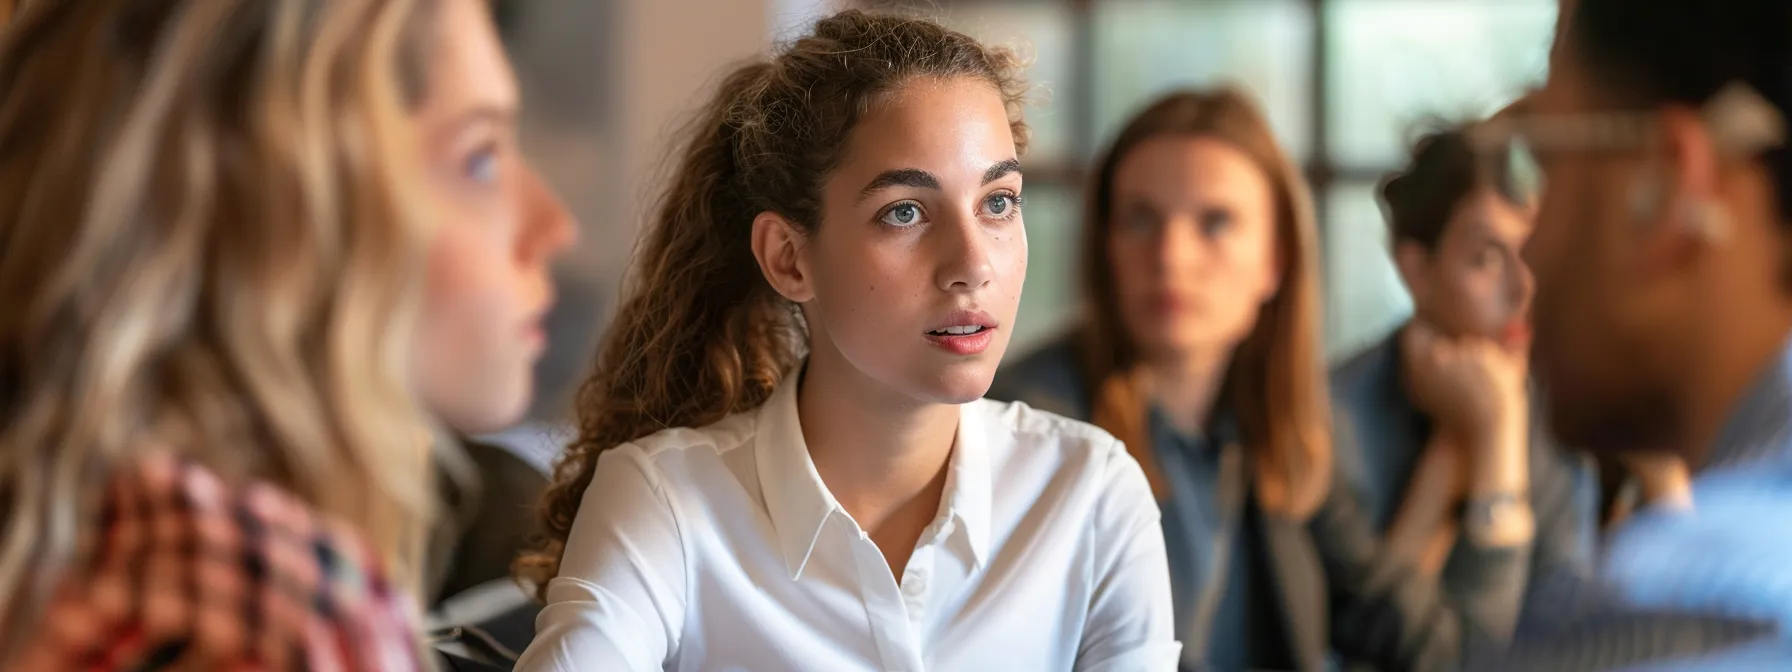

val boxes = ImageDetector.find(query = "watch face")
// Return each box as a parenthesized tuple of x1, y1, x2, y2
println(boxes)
(1478, 499, 1515, 524)
(1464, 493, 1535, 546)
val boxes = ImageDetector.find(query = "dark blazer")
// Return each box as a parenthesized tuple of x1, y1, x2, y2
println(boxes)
(990, 334, 1472, 672)
(427, 438, 550, 605)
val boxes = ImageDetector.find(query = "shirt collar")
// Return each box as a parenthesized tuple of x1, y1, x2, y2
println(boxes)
(755, 369, 838, 580)
(1706, 340, 1792, 470)
(754, 367, 994, 579)
(943, 402, 992, 571)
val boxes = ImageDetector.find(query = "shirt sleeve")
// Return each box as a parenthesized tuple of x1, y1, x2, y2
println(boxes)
(1482, 480, 1792, 670)
(515, 447, 688, 672)
(1309, 411, 1476, 672)
(1074, 440, 1182, 672)
(1308, 466, 1465, 672)
(1388, 419, 1600, 660)
(1315, 407, 1584, 671)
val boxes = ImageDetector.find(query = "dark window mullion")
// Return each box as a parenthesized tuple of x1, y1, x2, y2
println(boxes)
(1067, 0, 1096, 164)
(1309, 0, 1333, 245)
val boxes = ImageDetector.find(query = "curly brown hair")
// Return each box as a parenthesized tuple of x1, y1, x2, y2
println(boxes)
(517, 9, 1029, 593)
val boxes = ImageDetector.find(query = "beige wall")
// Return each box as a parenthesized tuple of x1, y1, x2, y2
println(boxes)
(503, 0, 844, 420)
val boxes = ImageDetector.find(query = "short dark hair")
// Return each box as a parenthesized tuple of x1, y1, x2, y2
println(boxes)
(1380, 128, 1523, 249)
(1569, 0, 1792, 220)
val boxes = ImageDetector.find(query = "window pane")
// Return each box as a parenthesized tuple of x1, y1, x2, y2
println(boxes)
(1013, 182, 1080, 355)
(1093, 0, 1314, 160)
(1324, 182, 1412, 361)
(1326, 0, 1557, 168)
(937, 5, 1075, 165)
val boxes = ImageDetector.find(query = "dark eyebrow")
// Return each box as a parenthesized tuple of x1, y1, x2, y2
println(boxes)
(857, 169, 941, 204)
(982, 159, 1022, 185)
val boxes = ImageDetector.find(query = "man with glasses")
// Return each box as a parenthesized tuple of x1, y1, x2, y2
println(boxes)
(1472, 0, 1792, 667)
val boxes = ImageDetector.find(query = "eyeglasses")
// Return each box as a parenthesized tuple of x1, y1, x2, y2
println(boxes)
(1466, 82, 1787, 199)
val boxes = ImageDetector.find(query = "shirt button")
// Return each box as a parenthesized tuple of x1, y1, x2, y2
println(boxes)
(905, 574, 928, 596)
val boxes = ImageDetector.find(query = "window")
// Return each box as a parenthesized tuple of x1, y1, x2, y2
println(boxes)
(938, 4, 1078, 165)
(888, 0, 1558, 359)
(1325, 0, 1557, 169)
(1325, 181, 1412, 360)
(1092, 1, 1315, 160)
(1012, 184, 1081, 350)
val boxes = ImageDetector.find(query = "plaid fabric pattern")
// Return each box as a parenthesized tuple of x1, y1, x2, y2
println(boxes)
(9, 454, 425, 671)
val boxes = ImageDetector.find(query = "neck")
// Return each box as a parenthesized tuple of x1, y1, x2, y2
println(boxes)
(1142, 346, 1233, 435)
(1676, 299, 1792, 468)
(797, 345, 958, 533)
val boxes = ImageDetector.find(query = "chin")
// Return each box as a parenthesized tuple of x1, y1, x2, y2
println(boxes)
(1148, 329, 1243, 360)
(1543, 390, 1673, 459)
(1536, 352, 1675, 456)
(440, 379, 533, 435)
(912, 358, 998, 405)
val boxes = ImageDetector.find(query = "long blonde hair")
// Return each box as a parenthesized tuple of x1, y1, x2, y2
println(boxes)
(1080, 88, 1332, 519)
(0, 0, 442, 640)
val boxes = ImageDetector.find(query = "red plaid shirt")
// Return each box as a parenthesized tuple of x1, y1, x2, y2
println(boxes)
(9, 454, 426, 671)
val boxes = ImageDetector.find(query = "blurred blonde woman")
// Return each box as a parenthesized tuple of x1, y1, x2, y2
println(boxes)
(0, 0, 573, 668)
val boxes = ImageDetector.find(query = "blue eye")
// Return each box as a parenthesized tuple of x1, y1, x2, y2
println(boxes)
(880, 202, 923, 227)
(983, 193, 1022, 219)
(465, 148, 499, 183)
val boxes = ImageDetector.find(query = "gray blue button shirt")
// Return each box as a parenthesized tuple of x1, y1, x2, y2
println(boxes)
(1486, 341, 1792, 670)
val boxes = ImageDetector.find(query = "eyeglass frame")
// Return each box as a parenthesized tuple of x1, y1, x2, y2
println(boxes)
(1465, 82, 1788, 202)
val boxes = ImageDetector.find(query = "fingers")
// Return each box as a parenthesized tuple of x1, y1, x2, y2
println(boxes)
(1404, 319, 1439, 353)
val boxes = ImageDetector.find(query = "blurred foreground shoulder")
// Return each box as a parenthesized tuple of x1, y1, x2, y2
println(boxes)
(11, 454, 423, 671)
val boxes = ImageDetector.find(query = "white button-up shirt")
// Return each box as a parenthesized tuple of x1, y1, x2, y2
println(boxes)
(517, 372, 1180, 672)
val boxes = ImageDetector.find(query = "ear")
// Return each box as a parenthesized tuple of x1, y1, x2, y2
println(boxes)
(1636, 105, 1727, 272)
(1394, 240, 1432, 303)
(750, 211, 814, 303)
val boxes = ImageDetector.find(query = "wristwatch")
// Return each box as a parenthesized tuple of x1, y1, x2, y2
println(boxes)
(1461, 491, 1535, 548)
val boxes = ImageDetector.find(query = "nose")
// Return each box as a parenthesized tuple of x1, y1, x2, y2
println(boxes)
(521, 162, 578, 263)
(1157, 214, 1204, 274)
(934, 212, 996, 293)
(1507, 247, 1535, 314)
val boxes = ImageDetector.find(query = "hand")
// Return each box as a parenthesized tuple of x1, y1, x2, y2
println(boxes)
(1400, 320, 1530, 445)
(1621, 452, 1693, 511)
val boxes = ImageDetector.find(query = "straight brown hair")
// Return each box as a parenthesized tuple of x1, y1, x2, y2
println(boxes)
(1078, 87, 1331, 519)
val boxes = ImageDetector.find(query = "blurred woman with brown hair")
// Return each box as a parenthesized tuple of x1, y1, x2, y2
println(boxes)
(991, 88, 1491, 671)
(0, 0, 573, 668)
